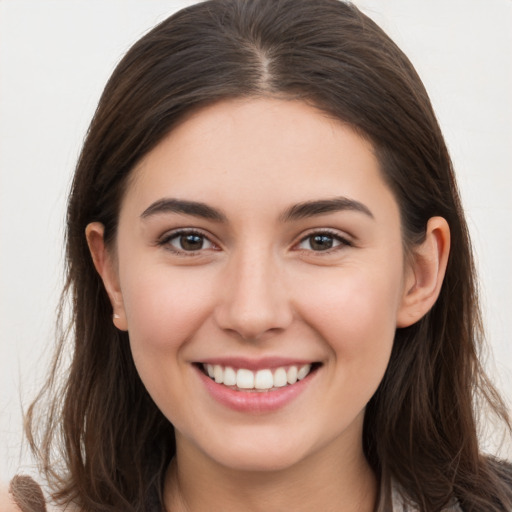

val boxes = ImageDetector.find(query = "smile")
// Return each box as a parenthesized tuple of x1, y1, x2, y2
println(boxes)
(202, 363, 315, 391)
(195, 359, 322, 412)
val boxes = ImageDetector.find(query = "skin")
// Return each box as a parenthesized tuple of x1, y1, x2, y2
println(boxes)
(0, 484, 21, 512)
(87, 98, 450, 512)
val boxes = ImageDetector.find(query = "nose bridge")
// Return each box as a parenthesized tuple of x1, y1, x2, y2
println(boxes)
(215, 242, 292, 340)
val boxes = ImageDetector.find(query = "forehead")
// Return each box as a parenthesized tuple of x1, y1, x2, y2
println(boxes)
(122, 98, 398, 222)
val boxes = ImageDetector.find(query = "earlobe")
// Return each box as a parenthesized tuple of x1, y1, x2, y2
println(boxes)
(396, 217, 450, 328)
(85, 222, 128, 331)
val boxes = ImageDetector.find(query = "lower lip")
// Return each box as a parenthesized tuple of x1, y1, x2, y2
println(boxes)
(195, 366, 317, 413)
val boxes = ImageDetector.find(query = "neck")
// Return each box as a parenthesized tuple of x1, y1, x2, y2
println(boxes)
(164, 435, 377, 512)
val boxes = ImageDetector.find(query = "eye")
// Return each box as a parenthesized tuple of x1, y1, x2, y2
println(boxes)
(161, 230, 215, 253)
(296, 231, 350, 252)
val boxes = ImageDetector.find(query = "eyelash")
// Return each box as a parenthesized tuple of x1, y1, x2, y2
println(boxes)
(157, 228, 352, 256)
(158, 229, 217, 256)
(295, 229, 353, 254)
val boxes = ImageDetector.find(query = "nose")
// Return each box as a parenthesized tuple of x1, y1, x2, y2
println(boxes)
(213, 247, 293, 341)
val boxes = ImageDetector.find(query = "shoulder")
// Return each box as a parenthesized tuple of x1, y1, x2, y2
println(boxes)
(0, 481, 23, 512)
(2, 475, 82, 512)
(1, 475, 72, 512)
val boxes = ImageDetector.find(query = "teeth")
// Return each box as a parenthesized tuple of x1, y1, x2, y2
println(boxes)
(223, 366, 237, 386)
(287, 366, 298, 385)
(297, 364, 311, 380)
(214, 365, 223, 383)
(254, 369, 273, 390)
(236, 369, 254, 389)
(202, 363, 314, 390)
(273, 367, 288, 387)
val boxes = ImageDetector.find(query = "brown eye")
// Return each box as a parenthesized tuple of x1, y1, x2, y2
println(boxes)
(165, 231, 214, 252)
(180, 234, 205, 251)
(297, 232, 349, 252)
(309, 234, 334, 251)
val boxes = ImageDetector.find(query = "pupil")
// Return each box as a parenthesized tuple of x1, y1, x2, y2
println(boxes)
(181, 234, 203, 250)
(311, 234, 333, 251)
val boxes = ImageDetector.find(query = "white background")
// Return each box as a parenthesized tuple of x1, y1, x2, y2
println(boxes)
(1, 0, 511, 481)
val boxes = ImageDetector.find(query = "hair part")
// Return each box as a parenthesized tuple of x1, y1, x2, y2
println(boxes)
(25, 1, 512, 511)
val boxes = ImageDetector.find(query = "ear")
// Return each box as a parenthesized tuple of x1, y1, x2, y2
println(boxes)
(85, 222, 128, 331)
(396, 216, 450, 328)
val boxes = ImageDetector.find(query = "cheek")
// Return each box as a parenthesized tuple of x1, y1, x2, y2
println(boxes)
(118, 266, 218, 425)
(296, 264, 402, 361)
(288, 264, 403, 439)
(119, 264, 216, 352)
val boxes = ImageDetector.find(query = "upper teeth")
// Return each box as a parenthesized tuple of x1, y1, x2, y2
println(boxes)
(204, 364, 313, 390)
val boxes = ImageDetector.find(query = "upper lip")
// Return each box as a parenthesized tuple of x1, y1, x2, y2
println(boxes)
(196, 357, 319, 371)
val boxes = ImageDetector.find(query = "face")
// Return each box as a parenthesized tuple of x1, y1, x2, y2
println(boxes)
(97, 98, 417, 473)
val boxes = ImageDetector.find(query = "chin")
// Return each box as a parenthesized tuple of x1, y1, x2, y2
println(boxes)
(215, 450, 304, 473)
(197, 430, 315, 473)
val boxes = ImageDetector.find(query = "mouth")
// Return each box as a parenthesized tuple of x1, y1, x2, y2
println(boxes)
(197, 362, 322, 392)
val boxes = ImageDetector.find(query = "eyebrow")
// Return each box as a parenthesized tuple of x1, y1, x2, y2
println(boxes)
(141, 198, 227, 222)
(280, 197, 374, 221)
(140, 196, 373, 223)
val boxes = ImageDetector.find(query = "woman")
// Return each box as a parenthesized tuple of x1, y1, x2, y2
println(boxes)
(6, 0, 512, 510)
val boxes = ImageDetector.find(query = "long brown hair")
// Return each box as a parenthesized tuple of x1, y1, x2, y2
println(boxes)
(26, 1, 512, 510)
